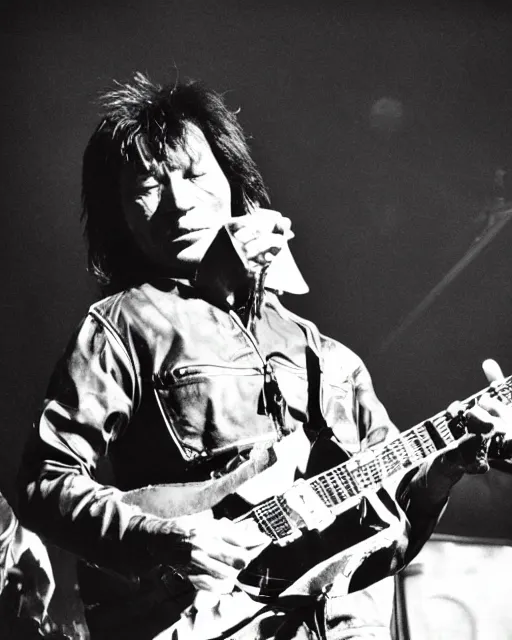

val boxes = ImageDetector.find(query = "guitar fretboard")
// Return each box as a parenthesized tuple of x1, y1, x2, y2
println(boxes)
(248, 376, 512, 541)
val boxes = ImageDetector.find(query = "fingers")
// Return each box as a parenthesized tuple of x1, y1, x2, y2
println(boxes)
(187, 561, 238, 593)
(447, 392, 508, 435)
(445, 399, 493, 474)
(482, 358, 505, 384)
(447, 398, 494, 436)
(243, 233, 289, 266)
(446, 400, 463, 418)
(227, 211, 294, 271)
(442, 362, 509, 474)
(231, 207, 292, 236)
(465, 403, 495, 435)
(477, 394, 512, 419)
(228, 210, 293, 240)
(181, 519, 270, 593)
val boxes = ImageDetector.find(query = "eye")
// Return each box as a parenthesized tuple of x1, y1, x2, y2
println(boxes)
(138, 184, 160, 195)
(134, 179, 161, 197)
(184, 168, 206, 181)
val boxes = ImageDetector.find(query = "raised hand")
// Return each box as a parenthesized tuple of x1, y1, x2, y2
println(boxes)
(226, 208, 294, 273)
(447, 359, 512, 473)
(476, 359, 512, 469)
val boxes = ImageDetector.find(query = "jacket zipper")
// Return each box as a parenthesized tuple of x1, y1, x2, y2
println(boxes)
(171, 363, 263, 381)
(154, 363, 263, 389)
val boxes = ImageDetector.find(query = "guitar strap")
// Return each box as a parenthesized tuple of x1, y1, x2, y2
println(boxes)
(268, 296, 333, 445)
(304, 343, 333, 445)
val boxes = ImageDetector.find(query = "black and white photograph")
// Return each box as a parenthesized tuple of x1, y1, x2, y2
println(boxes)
(1, 1, 512, 638)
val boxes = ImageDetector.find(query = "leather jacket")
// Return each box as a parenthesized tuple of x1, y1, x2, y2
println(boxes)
(17, 278, 443, 638)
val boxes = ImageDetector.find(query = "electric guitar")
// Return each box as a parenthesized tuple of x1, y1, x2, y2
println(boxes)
(123, 375, 512, 603)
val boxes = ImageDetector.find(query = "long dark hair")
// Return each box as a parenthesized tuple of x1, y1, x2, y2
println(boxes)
(82, 72, 270, 293)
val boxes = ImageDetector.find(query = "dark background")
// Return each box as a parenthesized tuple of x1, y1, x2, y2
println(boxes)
(2, 0, 512, 629)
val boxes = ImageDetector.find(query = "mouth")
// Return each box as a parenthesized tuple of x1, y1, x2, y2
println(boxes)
(171, 228, 216, 244)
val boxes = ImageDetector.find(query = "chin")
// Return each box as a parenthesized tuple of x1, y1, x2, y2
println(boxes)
(174, 237, 214, 266)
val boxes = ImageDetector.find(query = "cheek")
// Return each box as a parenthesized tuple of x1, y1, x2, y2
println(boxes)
(122, 202, 157, 255)
(212, 175, 232, 215)
(123, 197, 155, 232)
(135, 191, 162, 220)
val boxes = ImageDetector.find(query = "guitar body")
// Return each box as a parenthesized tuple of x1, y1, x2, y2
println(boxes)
(227, 435, 407, 601)
(124, 432, 408, 602)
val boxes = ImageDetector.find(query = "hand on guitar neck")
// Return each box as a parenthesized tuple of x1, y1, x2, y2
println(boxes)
(417, 359, 512, 508)
(411, 360, 512, 511)
(478, 359, 512, 472)
(445, 358, 512, 474)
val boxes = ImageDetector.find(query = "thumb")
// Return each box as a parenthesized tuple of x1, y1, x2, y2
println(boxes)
(482, 359, 505, 384)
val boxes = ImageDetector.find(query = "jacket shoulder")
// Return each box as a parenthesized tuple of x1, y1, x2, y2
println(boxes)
(267, 295, 364, 379)
(87, 282, 186, 330)
(318, 333, 365, 379)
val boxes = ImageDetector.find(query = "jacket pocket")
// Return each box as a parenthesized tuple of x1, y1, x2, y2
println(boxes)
(153, 363, 278, 463)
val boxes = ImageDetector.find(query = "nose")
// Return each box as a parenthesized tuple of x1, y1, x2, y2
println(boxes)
(162, 173, 195, 213)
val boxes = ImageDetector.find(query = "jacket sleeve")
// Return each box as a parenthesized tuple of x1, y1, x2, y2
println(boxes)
(17, 312, 191, 579)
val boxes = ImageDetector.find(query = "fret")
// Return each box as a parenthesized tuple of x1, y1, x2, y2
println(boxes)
(417, 427, 437, 455)
(313, 474, 338, 508)
(334, 467, 359, 498)
(311, 478, 332, 506)
(429, 416, 456, 447)
(310, 476, 335, 507)
(364, 460, 382, 486)
(409, 430, 425, 460)
(438, 423, 456, 444)
(405, 427, 437, 461)
(317, 472, 335, 504)
(371, 459, 384, 483)
(375, 451, 388, 482)
(352, 459, 383, 491)
(351, 466, 365, 491)
(380, 445, 402, 476)
(389, 437, 413, 468)
(324, 471, 344, 505)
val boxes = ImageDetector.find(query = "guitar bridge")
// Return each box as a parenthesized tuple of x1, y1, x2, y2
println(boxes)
(275, 528, 302, 547)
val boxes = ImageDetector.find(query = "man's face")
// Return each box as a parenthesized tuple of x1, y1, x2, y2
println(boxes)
(120, 124, 232, 277)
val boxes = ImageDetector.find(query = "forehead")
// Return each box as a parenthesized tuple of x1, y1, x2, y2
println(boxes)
(121, 124, 216, 186)
(120, 123, 218, 188)
(162, 123, 211, 169)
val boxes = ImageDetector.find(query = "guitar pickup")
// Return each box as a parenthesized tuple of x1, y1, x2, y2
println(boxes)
(283, 479, 335, 534)
(274, 528, 302, 547)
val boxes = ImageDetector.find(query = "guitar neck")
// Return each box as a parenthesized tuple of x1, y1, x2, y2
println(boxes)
(247, 375, 512, 542)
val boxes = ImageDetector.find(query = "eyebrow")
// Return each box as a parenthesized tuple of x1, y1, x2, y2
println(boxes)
(163, 149, 204, 177)
(134, 141, 204, 184)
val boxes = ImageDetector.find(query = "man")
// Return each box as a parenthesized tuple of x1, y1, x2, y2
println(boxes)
(16, 72, 512, 639)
